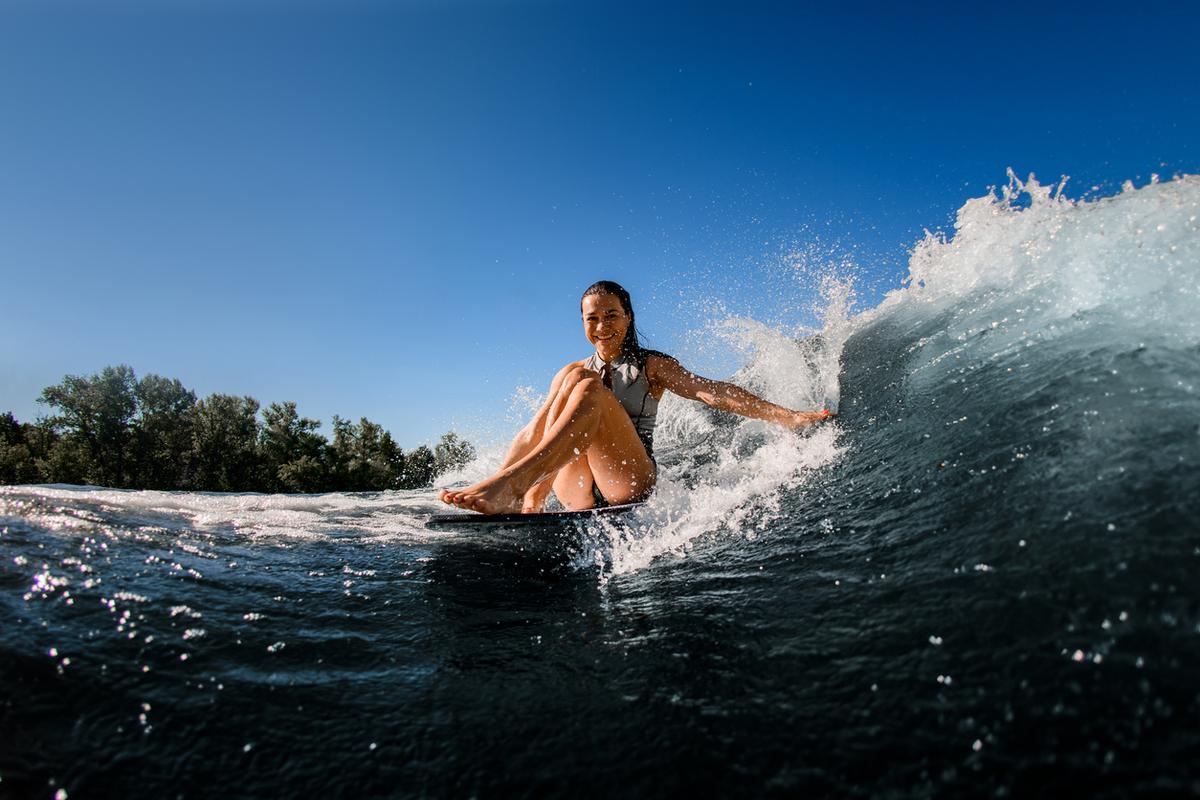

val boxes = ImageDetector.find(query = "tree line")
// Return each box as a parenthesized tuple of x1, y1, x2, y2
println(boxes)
(0, 365, 475, 493)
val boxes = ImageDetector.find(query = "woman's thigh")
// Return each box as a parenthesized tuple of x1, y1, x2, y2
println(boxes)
(582, 393, 656, 505)
(543, 373, 655, 509)
(551, 457, 595, 510)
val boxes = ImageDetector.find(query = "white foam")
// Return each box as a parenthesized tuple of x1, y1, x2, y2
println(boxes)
(871, 171, 1200, 346)
(585, 423, 842, 576)
(1, 485, 439, 543)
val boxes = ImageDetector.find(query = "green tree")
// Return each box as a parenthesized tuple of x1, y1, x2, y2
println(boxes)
(260, 401, 327, 493)
(0, 412, 19, 443)
(131, 374, 197, 489)
(370, 426, 406, 490)
(23, 420, 59, 483)
(41, 437, 91, 485)
(433, 432, 476, 477)
(328, 416, 405, 491)
(398, 445, 435, 489)
(39, 365, 138, 486)
(14, 365, 478, 494)
(0, 412, 40, 484)
(190, 394, 262, 492)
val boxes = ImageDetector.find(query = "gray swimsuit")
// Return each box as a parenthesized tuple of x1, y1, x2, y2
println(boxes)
(584, 350, 664, 458)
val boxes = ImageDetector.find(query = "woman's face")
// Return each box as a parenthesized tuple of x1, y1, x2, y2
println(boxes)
(582, 293, 630, 362)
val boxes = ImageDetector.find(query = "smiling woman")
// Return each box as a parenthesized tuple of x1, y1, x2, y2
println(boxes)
(438, 280, 833, 514)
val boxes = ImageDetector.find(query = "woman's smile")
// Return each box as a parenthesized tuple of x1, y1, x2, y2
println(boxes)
(582, 293, 631, 360)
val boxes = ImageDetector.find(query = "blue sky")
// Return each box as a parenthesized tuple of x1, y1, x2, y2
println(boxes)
(2, 1, 1197, 447)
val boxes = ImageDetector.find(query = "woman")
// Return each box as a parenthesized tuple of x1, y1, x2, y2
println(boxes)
(438, 281, 833, 515)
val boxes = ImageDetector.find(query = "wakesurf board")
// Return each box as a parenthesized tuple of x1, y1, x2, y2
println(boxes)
(427, 502, 645, 530)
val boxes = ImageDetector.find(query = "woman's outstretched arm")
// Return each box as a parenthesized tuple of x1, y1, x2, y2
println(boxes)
(647, 355, 833, 430)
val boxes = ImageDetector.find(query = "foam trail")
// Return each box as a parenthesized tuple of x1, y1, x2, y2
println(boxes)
(2, 485, 439, 543)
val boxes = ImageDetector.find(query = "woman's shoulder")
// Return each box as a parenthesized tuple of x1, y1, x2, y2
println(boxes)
(639, 351, 678, 399)
(640, 349, 677, 368)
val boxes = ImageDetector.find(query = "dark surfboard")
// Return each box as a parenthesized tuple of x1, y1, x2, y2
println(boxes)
(427, 502, 645, 529)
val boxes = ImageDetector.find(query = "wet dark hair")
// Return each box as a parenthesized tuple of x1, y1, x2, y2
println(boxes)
(581, 280, 646, 366)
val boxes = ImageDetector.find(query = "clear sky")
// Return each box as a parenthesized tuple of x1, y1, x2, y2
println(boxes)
(2, 0, 1197, 447)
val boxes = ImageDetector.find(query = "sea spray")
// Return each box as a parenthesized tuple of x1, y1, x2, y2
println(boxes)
(877, 170, 1200, 344)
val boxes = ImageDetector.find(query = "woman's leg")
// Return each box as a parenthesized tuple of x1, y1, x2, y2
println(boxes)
(519, 367, 593, 511)
(549, 457, 595, 510)
(439, 370, 655, 514)
(442, 365, 589, 512)
(542, 366, 644, 510)
(497, 363, 580, 472)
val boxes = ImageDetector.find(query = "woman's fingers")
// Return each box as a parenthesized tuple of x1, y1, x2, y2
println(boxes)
(788, 409, 836, 429)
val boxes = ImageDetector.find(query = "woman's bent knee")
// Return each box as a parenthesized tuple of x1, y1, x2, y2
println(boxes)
(567, 365, 599, 383)
(558, 367, 601, 396)
(572, 375, 607, 400)
(553, 366, 595, 394)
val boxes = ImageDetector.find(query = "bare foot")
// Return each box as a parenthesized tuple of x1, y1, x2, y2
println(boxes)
(521, 477, 554, 513)
(438, 476, 524, 515)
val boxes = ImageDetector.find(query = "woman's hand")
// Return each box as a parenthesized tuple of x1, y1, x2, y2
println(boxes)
(785, 408, 835, 430)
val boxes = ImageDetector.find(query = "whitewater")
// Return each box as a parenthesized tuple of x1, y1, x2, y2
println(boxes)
(2, 173, 1198, 798)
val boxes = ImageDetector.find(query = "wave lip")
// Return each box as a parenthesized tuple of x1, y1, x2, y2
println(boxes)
(880, 170, 1200, 348)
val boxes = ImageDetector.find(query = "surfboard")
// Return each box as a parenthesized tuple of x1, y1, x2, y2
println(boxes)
(427, 502, 645, 529)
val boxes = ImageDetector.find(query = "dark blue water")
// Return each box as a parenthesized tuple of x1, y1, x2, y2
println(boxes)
(3, 175, 1199, 797)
